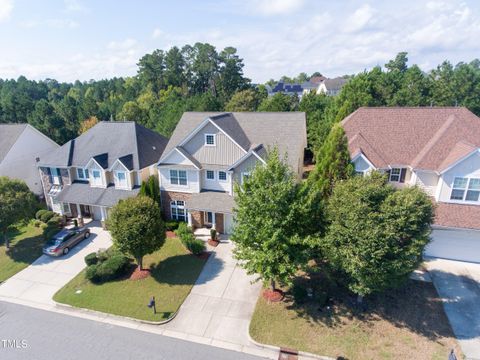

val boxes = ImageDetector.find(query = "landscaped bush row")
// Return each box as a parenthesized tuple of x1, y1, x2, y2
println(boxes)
(35, 209, 55, 223)
(175, 223, 206, 255)
(84, 249, 130, 283)
(165, 220, 180, 231)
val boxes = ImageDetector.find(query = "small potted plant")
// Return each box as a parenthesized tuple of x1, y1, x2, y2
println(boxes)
(208, 228, 220, 247)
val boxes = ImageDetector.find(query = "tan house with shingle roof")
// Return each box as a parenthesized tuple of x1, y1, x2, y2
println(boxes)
(157, 112, 307, 234)
(342, 107, 480, 230)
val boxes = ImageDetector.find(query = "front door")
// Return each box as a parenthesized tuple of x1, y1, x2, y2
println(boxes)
(204, 211, 213, 228)
(80, 205, 91, 217)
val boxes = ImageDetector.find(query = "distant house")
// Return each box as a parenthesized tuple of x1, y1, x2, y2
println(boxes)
(268, 82, 304, 97)
(342, 107, 480, 230)
(157, 112, 307, 234)
(317, 77, 348, 96)
(37, 121, 168, 226)
(0, 124, 59, 196)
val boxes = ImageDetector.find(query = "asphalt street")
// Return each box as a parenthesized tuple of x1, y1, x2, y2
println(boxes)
(0, 301, 264, 360)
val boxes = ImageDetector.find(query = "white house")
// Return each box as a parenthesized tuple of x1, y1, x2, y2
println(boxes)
(0, 124, 59, 195)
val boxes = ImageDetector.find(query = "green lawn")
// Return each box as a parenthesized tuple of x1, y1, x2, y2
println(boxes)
(250, 280, 463, 360)
(54, 237, 207, 321)
(0, 221, 44, 282)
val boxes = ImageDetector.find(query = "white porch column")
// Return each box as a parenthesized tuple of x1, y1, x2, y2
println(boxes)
(100, 207, 106, 221)
(76, 203, 84, 227)
(187, 211, 193, 227)
(211, 212, 216, 230)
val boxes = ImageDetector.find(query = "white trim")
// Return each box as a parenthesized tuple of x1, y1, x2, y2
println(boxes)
(90, 168, 103, 187)
(218, 170, 227, 182)
(389, 167, 402, 182)
(448, 176, 480, 204)
(85, 157, 105, 170)
(228, 150, 266, 171)
(114, 170, 129, 190)
(108, 158, 130, 172)
(158, 147, 200, 169)
(76, 167, 89, 180)
(204, 133, 216, 146)
(439, 148, 480, 175)
(178, 117, 248, 154)
(169, 168, 188, 187)
(351, 152, 376, 170)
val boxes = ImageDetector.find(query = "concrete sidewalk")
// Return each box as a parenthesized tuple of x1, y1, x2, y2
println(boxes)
(426, 258, 480, 359)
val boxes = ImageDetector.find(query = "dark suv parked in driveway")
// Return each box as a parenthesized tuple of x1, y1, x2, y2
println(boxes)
(43, 227, 91, 256)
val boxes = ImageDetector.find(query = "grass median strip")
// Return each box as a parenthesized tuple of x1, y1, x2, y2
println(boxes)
(0, 222, 44, 282)
(54, 237, 207, 322)
(250, 280, 462, 360)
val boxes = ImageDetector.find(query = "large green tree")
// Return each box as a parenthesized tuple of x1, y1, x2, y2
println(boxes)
(107, 196, 165, 270)
(225, 88, 262, 112)
(231, 148, 306, 291)
(324, 172, 433, 300)
(0, 177, 37, 249)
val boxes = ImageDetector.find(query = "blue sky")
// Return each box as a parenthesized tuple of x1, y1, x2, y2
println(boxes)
(1, 0, 480, 82)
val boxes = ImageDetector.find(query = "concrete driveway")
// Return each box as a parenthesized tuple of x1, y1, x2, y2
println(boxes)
(426, 258, 480, 359)
(0, 222, 112, 306)
(163, 241, 263, 352)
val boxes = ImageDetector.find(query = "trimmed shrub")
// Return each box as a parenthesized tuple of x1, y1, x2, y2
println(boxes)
(33, 220, 43, 228)
(93, 255, 130, 282)
(187, 238, 206, 255)
(40, 211, 55, 223)
(165, 220, 180, 231)
(47, 215, 63, 227)
(85, 264, 98, 281)
(175, 222, 193, 239)
(35, 209, 48, 220)
(84, 252, 98, 266)
(210, 229, 217, 240)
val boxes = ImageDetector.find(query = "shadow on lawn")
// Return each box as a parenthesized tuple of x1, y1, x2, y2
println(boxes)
(286, 274, 461, 343)
(150, 252, 224, 286)
(4, 228, 44, 265)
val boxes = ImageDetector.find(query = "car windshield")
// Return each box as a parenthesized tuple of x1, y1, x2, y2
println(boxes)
(47, 238, 63, 246)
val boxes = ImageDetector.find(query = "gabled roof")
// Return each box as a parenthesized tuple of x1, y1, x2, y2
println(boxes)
(0, 124, 27, 162)
(161, 112, 307, 171)
(39, 121, 168, 170)
(319, 77, 348, 91)
(342, 107, 480, 172)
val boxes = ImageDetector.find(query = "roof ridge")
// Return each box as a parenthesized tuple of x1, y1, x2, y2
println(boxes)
(349, 131, 389, 167)
(411, 114, 458, 168)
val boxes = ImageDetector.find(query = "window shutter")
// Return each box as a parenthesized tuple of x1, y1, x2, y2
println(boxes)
(400, 168, 406, 183)
(46, 167, 53, 183)
(385, 169, 391, 180)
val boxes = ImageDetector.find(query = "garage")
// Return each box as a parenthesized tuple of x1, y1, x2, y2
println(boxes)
(425, 228, 480, 263)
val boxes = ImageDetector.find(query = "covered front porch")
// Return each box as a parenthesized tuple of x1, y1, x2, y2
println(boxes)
(185, 191, 235, 235)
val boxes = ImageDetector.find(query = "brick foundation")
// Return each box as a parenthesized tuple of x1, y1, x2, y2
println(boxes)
(191, 211, 203, 229)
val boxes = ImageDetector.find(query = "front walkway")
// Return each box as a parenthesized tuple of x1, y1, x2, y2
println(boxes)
(0, 222, 112, 306)
(163, 241, 262, 350)
(426, 258, 480, 359)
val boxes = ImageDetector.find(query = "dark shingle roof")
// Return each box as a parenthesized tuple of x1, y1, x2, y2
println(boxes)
(186, 190, 235, 214)
(0, 124, 27, 162)
(39, 122, 168, 170)
(55, 182, 140, 207)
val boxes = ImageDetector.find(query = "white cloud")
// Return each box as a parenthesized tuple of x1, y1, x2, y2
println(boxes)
(152, 28, 163, 39)
(64, 0, 87, 13)
(20, 18, 79, 29)
(251, 0, 305, 16)
(107, 38, 137, 51)
(0, 0, 13, 22)
(344, 4, 375, 33)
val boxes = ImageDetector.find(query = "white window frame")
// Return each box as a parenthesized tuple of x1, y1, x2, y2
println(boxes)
(91, 169, 103, 186)
(61, 202, 71, 215)
(77, 168, 89, 180)
(389, 168, 401, 182)
(170, 200, 186, 221)
(114, 170, 128, 189)
(205, 134, 216, 146)
(450, 177, 480, 202)
(218, 171, 227, 182)
(169, 169, 188, 186)
(205, 170, 215, 181)
(51, 168, 61, 185)
(241, 172, 251, 184)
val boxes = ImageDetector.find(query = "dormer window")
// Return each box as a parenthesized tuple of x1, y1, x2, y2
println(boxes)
(115, 170, 128, 189)
(205, 134, 216, 146)
(91, 169, 102, 186)
(77, 168, 89, 180)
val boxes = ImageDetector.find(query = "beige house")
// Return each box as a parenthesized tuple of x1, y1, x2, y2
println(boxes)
(158, 112, 307, 234)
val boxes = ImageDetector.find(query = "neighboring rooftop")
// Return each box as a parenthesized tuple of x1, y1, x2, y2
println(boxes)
(319, 77, 348, 91)
(0, 124, 28, 162)
(39, 121, 168, 169)
(342, 107, 480, 172)
(162, 112, 307, 171)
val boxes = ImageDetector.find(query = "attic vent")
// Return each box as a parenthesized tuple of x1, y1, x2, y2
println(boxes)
(35, 157, 40, 162)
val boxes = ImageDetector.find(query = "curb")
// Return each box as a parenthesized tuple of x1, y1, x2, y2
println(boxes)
(247, 329, 335, 360)
(54, 300, 178, 325)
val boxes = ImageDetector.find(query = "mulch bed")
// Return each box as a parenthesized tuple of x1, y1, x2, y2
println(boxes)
(208, 239, 220, 247)
(195, 252, 211, 260)
(129, 268, 151, 280)
(262, 289, 284, 302)
(166, 231, 176, 238)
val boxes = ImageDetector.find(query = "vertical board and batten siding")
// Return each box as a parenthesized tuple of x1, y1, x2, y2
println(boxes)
(183, 122, 245, 166)
(159, 168, 200, 193)
(415, 170, 439, 197)
(232, 154, 261, 184)
(438, 151, 480, 203)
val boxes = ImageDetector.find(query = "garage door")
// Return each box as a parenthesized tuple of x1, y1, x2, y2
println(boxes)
(425, 228, 480, 263)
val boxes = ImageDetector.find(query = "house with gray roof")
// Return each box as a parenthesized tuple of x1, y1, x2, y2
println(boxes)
(157, 112, 307, 234)
(0, 123, 59, 195)
(317, 77, 348, 96)
(38, 121, 168, 225)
